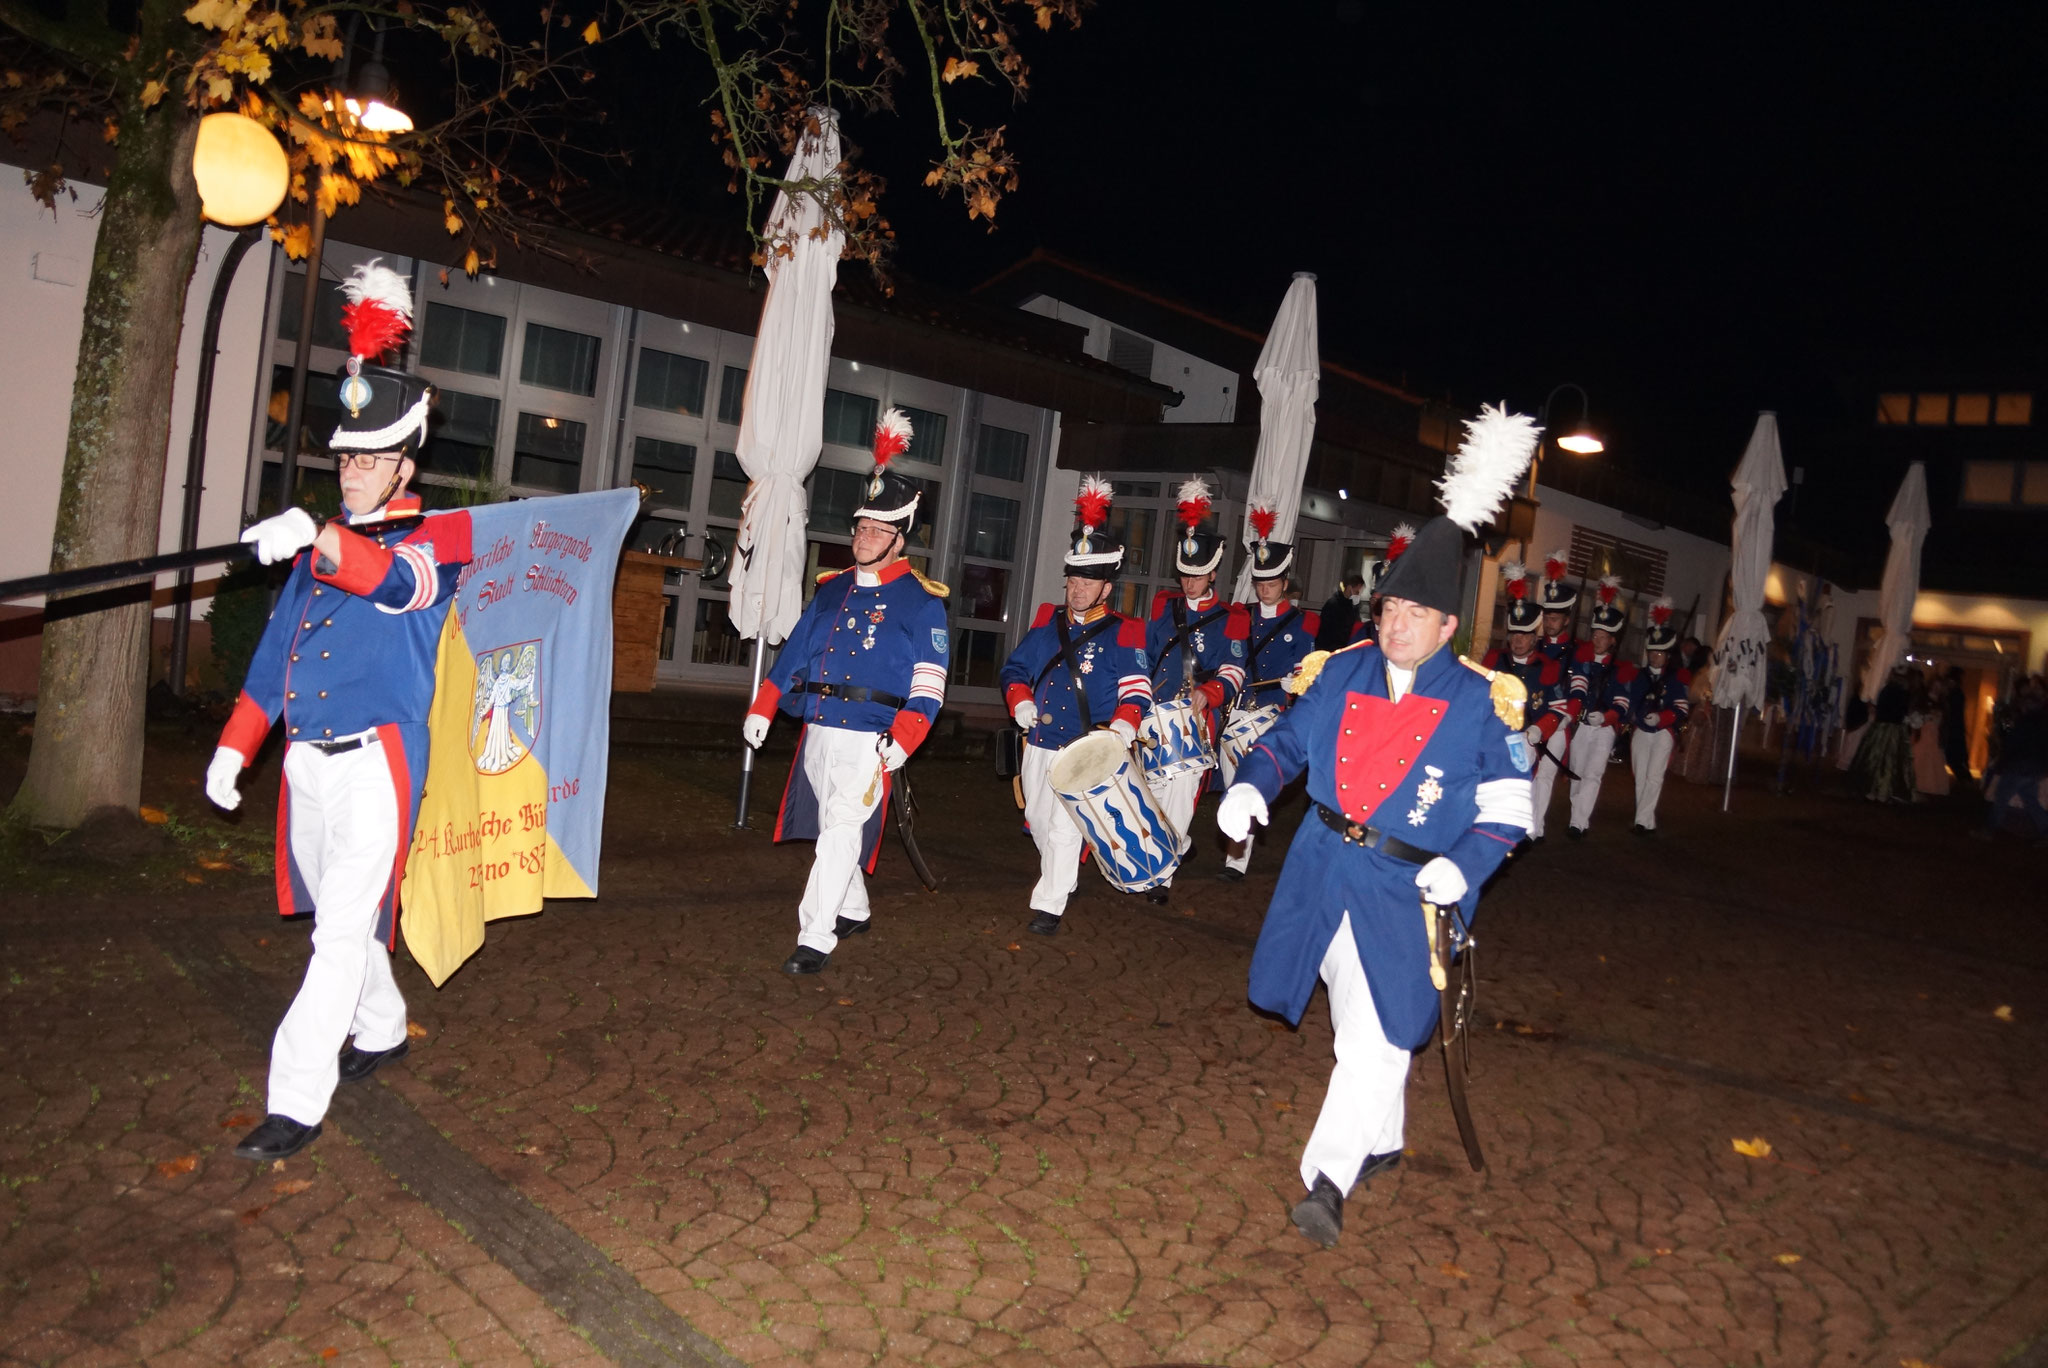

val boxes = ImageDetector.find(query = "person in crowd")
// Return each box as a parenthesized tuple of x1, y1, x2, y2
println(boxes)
(1851, 664, 1918, 803)
(1315, 573, 1365, 653)
(1974, 675, 2048, 843)
(1939, 666, 1973, 787)
(1482, 561, 1565, 844)
(1562, 576, 1627, 838)
(1218, 528, 1320, 880)
(1609, 599, 1690, 834)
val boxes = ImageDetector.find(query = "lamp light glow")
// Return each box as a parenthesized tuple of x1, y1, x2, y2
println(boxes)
(1556, 430, 1605, 455)
(192, 112, 289, 226)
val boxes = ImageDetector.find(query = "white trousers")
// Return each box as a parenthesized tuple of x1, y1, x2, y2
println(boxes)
(795, 725, 885, 954)
(1143, 765, 1207, 887)
(1567, 723, 1617, 831)
(1022, 741, 1087, 917)
(1631, 726, 1675, 829)
(1527, 738, 1564, 840)
(1301, 912, 1411, 1195)
(270, 737, 406, 1126)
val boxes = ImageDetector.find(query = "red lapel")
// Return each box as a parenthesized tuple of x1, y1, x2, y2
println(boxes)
(1333, 689, 1447, 826)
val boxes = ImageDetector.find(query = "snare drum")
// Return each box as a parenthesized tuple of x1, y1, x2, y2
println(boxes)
(1137, 695, 1216, 783)
(1049, 731, 1188, 892)
(1217, 703, 1283, 787)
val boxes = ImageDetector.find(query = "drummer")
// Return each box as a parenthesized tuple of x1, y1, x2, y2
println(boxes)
(997, 477, 1153, 938)
(1141, 478, 1249, 904)
(1219, 526, 1318, 881)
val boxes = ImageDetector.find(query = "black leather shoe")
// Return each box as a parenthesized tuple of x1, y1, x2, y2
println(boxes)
(1216, 867, 1245, 882)
(781, 946, 829, 974)
(1566, 826, 1586, 841)
(833, 915, 871, 939)
(1356, 1150, 1402, 1187)
(1026, 911, 1062, 937)
(338, 1038, 409, 1084)
(233, 1114, 323, 1162)
(1290, 1173, 1344, 1248)
(1145, 887, 1169, 905)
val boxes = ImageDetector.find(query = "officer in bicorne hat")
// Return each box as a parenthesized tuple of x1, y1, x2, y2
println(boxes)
(206, 261, 475, 1163)
(743, 410, 950, 974)
(1219, 501, 1320, 879)
(1217, 405, 1538, 1248)
(1608, 597, 1691, 835)
(1562, 575, 1628, 837)
(998, 478, 1154, 937)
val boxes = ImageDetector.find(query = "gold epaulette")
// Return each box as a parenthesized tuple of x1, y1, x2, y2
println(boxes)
(907, 567, 949, 598)
(1459, 654, 1528, 729)
(1283, 638, 1373, 696)
(815, 568, 846, 585)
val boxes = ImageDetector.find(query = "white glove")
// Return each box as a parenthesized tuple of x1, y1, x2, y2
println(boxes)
(1108, 716, 1137, 747)
(1582, 711, 1606, 729)
(1012, 700, 1038, 731)
(1415, 856, 1468, 906)
(1216, 783, 1269, 842)
(878, 737, 908, 772)
(741, 713, 769, 748)
(205, 746, 245, 811)
(240, 507, 319, 566)
(1524, 724, 1544, 749)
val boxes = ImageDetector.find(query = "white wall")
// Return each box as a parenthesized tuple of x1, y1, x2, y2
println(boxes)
(1522, 481, 1734, 645)
(1018, 295, 1238, 423)
(0, 182, 273, 593)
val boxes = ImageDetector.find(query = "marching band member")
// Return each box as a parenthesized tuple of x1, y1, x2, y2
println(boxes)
(1219, 518, 1319, 880)
(1217, 405, 1537, 1248)
(1563, 575, 1628, 838)
(998, 478, 1153, 937)
(1609, 598, 1690, 834)
(1142, 478, 1249, 902)
(206, 262, 473, 1162)
(1525, 551, 1578, 841)
(742, 412, 949, 975)
(1482, 562, 1565, 850)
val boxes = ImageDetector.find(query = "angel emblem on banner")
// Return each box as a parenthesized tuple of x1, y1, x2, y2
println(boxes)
(471, 640, 541, 775)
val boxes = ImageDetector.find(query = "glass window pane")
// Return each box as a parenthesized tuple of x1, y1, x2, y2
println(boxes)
(1913, 392, 1950, 426)
(1960, 461, 2014, 505)
(1111, 480, 1160, 498)
(1952, 393, 1991, 426)
(975, 424, 1030, 481)
(419, 302, 505, 377)
(1107, 505, 1154, 577)
(946, 627, 1003, 688)
(2020, 463, 2048, 506)
(1996, 393, 2034, 426)
(631, 435, 695, 509)
(803, 540, 858, 602)
(897, 406, 948, 464)
(626, 511, 687, 557)
(265, 363, 345, 456)
(1875, 393, 1911, 425)
(277, 273, 350, 351)
(690, 597, 754, 666)
(718, 366, 748, 424)
(822, 388, 879, 448)
(709, 450, 749, 519)
(966, 492, 1019, 561)
(958, 563, 1009, 622)
(808, 466, 867, 532)
(519, 322, 601, 396)
(511, 412, 586, 491)
(417, 388, 499, 478)
(1111, 581, 1145, 618)
(633, 347, 709, 416)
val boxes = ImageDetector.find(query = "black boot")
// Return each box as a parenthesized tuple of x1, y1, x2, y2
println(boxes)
(1026, 911, 1062, 937)
(232, 1114, 323, 1162)
(337, 1038, 409, 1084)
(1290, 1173, 1344, 1248)
(833, 915, 871, 939)
(781, 946, 829, 974)
(1356, 1149, 1402, 1187)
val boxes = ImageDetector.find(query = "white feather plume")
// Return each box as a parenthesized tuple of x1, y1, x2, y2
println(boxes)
(1391, 521, 1417, 541)
(1174, 476, 1212, 507)
(877, 407, 913, 443)
(1080, 474, 1114, 501)
(1435, 403, 1540, 533)
(339, 258, 413, 321)
(1499, 559, 1527, 584)
(1599, 573, 1621, 590)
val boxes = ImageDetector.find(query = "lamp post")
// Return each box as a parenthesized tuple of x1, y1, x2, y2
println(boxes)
(1500, 383, 1604, 554)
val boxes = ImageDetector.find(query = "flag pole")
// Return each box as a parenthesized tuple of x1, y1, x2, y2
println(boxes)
(734, 641, 767, 828)
(1721, 703, 1742, 812)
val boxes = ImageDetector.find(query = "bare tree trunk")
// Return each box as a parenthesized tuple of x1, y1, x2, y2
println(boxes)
(8, 86, 204, 828)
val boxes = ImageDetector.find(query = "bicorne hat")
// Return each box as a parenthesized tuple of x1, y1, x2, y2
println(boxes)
(1372, 404, 1542, 617)
(1644, 597, 1679, 654)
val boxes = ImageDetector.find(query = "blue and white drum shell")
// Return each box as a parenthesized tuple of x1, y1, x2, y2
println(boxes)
(1049, 730, 1189, 892)
(1137, 695, 1216, 783)
(1217, 703, 1283, 788)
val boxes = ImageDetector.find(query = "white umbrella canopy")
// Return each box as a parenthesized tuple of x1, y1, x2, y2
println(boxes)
(1710, 411, 1788, 714)
(1859, 461, 1931, 701)
(1230, 272, 1320, 602)
(725, 108, 845, 648)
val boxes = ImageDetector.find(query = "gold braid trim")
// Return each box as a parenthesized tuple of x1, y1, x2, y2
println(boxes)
(813, 565, 950, 598)
(1458, 654, 1529, 729)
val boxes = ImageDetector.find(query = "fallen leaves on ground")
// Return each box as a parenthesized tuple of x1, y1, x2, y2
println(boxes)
(1271, 1101, 1292, 1113)
(1732, 1137, 1773, 1158)
(239, 1205, 269, 1224)
(1439, 1261, 1468, 1279)
(405, 1021, 428, 1039)
(1994, 1005, 2014, 1022)
(154, 1155, 198, 1178)
(1774, 1252, 1803, 1265)
(1006, 943, 1022, 951)
(513, 1144, 541, 1156)
(183, 873, 204, 884)
(221, 1114, 256, 1129)
(837, 998, 854, 1006)
(196, 855, 235, 871)
(139, 806, 169, 824)
(273, 1178, 314, 1195)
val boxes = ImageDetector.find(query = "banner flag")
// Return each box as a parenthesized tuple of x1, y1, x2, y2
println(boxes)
(401, 487, 639, 985)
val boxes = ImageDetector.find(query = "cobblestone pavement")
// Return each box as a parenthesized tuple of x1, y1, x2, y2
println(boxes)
(3, 728, 2046, 1368)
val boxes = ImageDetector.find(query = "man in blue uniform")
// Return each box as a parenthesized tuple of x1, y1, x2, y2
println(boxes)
(1564, 576, 1628, 838)
(206, 262, 473, 1163)
(742, 411, 949, 974)
(1217, 405, 1537, 1248)
(1482, 562, 1566, 846)
(1525, 552, 1578, 840)
(1142, 478, 1248, 902)
(1609, 598, 1690, 835)
(1218, 526, 1319, 880)
(999, 477, 1153, 937)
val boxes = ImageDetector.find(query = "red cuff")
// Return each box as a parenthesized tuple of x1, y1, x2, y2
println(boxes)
(1604, 709, 1622, 727)
(1565, 699, 1584, 719)
(1197, 680, 1226, 711)
(1658, 710, 1677, 729)
(889, 710, 932, 754)
(311, 525, 394, 596)
(1113, 702, 1143, 731)
(1536, 712, 1560, 740)
(746, 680, 782, 721)
(1004, 683, 1034, 713)
(219, 691, 271, 758)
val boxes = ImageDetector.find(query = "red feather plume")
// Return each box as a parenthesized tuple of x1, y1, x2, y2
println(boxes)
(340, 300, 409, 363)
(1074, 475, 1113, 529)
(1544, 554, 1568, 581)
(1248, 504, 1277, 540)
(872, 408, 913, 467)
(1506, 576, 1528, 600)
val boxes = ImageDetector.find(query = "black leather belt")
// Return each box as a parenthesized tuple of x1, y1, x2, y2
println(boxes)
(1315, 803, 1435, 865)
(309, 735, 370, 755)
(800, 681, 907, 709)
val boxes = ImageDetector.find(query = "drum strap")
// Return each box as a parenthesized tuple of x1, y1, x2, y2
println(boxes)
(1048, 613, 1117, 729)
(1154, 600, 1226, 695)
(1248, 608, 1302, 675)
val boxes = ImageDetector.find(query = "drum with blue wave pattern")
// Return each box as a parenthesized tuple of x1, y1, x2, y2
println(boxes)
(1136, 695, 1216, 783)
(1049, 731, 1189, 892)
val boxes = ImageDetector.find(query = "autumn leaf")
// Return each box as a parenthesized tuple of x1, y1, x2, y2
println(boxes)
(1271, 1101, 1292, 1113)
(140, 80, 166, 108)
(836, 997, 854, 1006)
(514, 1144, 541, 1155)
(321, 1350, 338, 1360)
(196, 856, 234, 871)
(582, 19, 600, 43)
(1993, 1005, 2014, 1022)
(1731, 1137, 1773, 1158)
(941, 56, 979, 83)
(463, 248, 480, 276)
(222, 1113, 256, 1128)
(1034, 4, 1054, 28)
(1773, 1252, 1802, 1265)
(1438, 1261, 1468, 1279)
(182, 0, 246, 31)
(272, 1178, 314, 1195)
(406, 1021, 429, 1039)
(139, 806, 169, 824)
(183, 872, 204, 884)
(155, 1155, 198, 1178)
(1006, 942, 1021, 951)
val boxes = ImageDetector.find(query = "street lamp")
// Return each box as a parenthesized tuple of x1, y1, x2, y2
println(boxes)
(1542, 383, 1604, 459)
(1498, 383, 1604, 553)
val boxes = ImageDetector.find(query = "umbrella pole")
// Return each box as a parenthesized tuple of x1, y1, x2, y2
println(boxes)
(734, 639, 768, 828)
(1722, 703, 1742, 812)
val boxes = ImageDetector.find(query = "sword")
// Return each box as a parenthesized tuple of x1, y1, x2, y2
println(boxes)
(1532, 728, 1581, 782)
(1423, 897, 1486, 1172)
(891, 767, 940, 892)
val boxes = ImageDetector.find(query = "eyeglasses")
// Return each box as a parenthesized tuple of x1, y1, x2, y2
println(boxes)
(336, 452, 404, 471)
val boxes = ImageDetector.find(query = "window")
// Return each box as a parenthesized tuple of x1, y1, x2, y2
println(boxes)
(1913, 392, 1950, 426)
(822, 388, 879, 448)
(1960, 461, 2016, 505)
(1106, 504, 1155, 578)
(709, 450, 750, 519)
(717, 366, 748, 424)
(417, 389, 500, 477)
(1997, 393, 2034, 426)
(265, 363, 342, 455)
(1881, 390, 2033, 428)
(966, 492, 1020, 561)
(519, 322, 601, 396)
(2022, 463, 2048, 506)
(897, 405, 948, 464)
(958, 563, 1009, 622)
(419, 303, 506, 377)
(947, 627, 1005, 688)
(808, 466, 869, 532)
(1953, 393, 1991, 426)
(511, 412, 587, 491)
(974, 424, 1030, 481)
(1875, 393, 1911, 425)
(1108, 327, 1155, 379)
(277, 273, 350, 351)
(634, 347, 709, 416)
(631, 436, 696, 508)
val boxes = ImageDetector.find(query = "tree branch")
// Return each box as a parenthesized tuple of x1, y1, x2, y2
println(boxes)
(0, 0, 127, 70)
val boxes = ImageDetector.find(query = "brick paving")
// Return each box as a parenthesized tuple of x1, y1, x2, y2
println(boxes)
(3, 726, 2046, 1367)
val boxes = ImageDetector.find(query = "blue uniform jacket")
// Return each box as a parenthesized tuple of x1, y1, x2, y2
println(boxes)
(1482, 646, 1567, 740)
(749, 561, 950, 868)
(1243, 602, 1321, 709)
(219, 500, 473, 938)
(1000, 605, 1151, 750)
(1146, 590, 1249, 713)
(1236, 645, 1532, 1047)
(1567, 644, 1618, 724)
(1608, 663, 1691, 732)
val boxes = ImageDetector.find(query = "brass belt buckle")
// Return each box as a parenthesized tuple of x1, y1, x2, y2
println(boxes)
(1344, 820, 1365, 844)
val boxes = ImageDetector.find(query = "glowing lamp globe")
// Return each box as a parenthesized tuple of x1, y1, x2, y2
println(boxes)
(192, 112, 289, 227)
(1556, 429, 1605, 455)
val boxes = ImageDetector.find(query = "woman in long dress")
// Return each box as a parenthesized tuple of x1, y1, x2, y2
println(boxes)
(1852, 666, 1918, 803)
(1913, 676, 1952, 797)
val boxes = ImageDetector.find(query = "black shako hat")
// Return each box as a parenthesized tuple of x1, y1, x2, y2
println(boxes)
(1373, 403, 1543, 617)
(1500, 561, 1542, 632)
(1172, 477, 1225, 575)
(329, 261, 432, 457)
(1064, 475, 1123, 581)
(853, 408, 921, 530)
